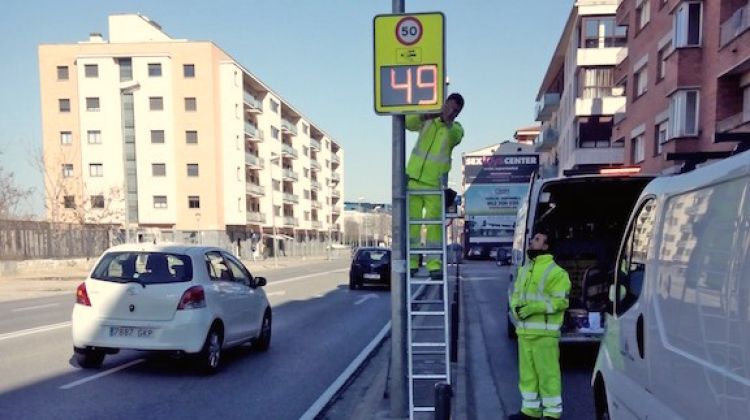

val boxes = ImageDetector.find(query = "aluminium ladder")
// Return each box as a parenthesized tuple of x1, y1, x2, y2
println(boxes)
(406, 188, 451, 419)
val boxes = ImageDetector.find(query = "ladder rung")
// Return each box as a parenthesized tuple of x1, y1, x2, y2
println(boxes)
(412, 325, 445, 330)
(408, 189, 443, 195)
(412, 342, 447, 347)
(413, 407, 436, 412)
(411, 299, 444, 304)
(410, 280, 444, 285)
(412, 311, 445, 316)
(408, 219, 443, 225)
(409, 249, 443, 255)
(413, 350, 446, 355)
(412, 374, 448, 379)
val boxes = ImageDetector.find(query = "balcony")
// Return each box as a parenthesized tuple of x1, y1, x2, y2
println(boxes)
(613, 105, 627, 126)
(535, 93, 560, 122)
(310, 180, 320, 190)
(331, 154, 340, 165)
(575, 96, 626, 117)
(716, 112, 750, 133)
(311, 220, 322, 229)
(281, 168, 299, 181)
(281, 143, 298, 159)
(331, 189, 340, 198)
(245, 152, 264, 169)
(282, 192, 299, 204)
(243, 91, 263, 113)
(721, 3, 750, 48)
(310, 138, 321, 151)
(245, 182, 265, 197)
(331, 172, 340, 183)
(244, 122, 264, 142)
(310, 159, 321, 171)
(332, 207, 341, 215)
(311, 201, 322, 209)
(281, 119, 298, 136)
(535, 127, 559, 152)
(246, 211, 266, 224)
(283, 216, 298, 227)
(615, 47, 628, 66)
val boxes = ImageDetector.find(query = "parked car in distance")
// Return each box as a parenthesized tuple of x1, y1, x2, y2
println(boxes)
(495, 246, 512, 266)
(349, 247, 391, 290)
(71, 244, 272, 374)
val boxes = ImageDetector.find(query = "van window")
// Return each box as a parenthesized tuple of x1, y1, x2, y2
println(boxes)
(615, 198, 657, 315)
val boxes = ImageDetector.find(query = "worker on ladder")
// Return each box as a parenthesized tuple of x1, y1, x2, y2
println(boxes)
(406, 93, 465, 279)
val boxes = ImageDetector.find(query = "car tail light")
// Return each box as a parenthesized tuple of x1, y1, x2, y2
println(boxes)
(76, 282, 91, 306)
(177, 286, 206, 310)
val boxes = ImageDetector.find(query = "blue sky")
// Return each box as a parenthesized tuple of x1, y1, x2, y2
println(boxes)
(0, 0, 572, 216)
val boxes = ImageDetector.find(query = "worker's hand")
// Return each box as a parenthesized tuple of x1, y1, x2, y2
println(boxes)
(517, 301, 546, 319)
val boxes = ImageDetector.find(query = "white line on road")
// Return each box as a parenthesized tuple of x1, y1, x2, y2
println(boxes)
(354, 294, 378, 305)
(59, 358, 145, 390)
(266, 291, 287, 297)
(0, 321, 71, 341)
(11, 303, 60, 312)
(299, 321, 391, 420)
(266, 268, 348, 287)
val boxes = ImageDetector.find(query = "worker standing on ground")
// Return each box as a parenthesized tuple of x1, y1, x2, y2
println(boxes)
(509, 231, 571, 420)
(405, 93, 464, 279)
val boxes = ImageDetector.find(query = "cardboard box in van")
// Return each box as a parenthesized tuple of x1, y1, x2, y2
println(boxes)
(508, 174, 654, 342)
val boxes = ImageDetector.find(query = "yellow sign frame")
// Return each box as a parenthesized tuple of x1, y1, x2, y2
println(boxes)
(373, 12, 445, 115)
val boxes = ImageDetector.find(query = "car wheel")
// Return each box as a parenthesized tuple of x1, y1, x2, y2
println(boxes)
(75, 348, 105, 369)
(197, 326, 223, 374)
(255, 309, 272, 352)
(595, 379, 611, 420)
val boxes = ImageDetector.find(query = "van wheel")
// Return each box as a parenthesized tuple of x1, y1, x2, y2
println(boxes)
(197, 326, 222, 374)
(595, 378, 611, 420)
(75, 348, 105, 369)
(254, 310, 272, 352)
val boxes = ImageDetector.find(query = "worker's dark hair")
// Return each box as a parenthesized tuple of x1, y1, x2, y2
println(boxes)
(533, 228, 554, 251)
(447, 93, 464, 109)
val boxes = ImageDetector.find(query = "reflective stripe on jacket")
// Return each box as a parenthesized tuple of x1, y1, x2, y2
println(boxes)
(510, 254, 571, 337)
(405, 114, 464, 187)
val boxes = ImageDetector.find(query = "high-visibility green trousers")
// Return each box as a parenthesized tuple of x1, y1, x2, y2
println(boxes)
(518, 335, 563, 419)
(408, 179, 442, 271)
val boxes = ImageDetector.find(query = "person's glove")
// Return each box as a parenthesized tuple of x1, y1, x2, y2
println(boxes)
(516, 301, 546, 319)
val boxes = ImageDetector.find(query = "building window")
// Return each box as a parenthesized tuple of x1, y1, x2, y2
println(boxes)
(62, 164, 73, 178)
(63, 195, 75, 209)
(655, 120, 668, 155)
(148, 63, 162, 77)
(87, 130, 101, 144)
(185, 97, 197, 112)
(59, 99, 71, 112)
(634, 66, 648, 98)
(118, 58, 133, 82)
(84, 64, 99, 78)
(183, 64, 195, 78)
(154, 195, 168, 209)
(270, 99, 279, 113)
(304, 190, 310, 199)
(187, 164, 199, 177)
(304, 211, 310, 221)
(188, 196, 200, 209)
(302, 145, 309, 156)
(632, 134, 645, 163)
(303, 124, 309, 134)
(86, 97, 100, 112)
(152, 163, 166, 177)
(89, 163, 103, 177)
(581, 17, 627, 48)
(578, 116, 614, 148)
(273, 180, 280, 191)
(60, 131, 72, 145)
(271, 126, 279, 139)
(151, 130, 165, 144)
(91, 195, 105, 209)
(57, 66, 69, 80)
(674, 2, 702, 47)
(656, 44, 669, 81)
(669, 89, 699, 137)
(149, 97, 164, 111)
(304, 168, 309, 178)
(578, 67, 614, 98)
(636, 0, 651, 31)
(274, 205, 281, 217)
(186, 130, 198, 144)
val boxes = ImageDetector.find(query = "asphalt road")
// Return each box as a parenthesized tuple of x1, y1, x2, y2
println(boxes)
(461, 260, 597, 419)
(0, 259, 392, 420)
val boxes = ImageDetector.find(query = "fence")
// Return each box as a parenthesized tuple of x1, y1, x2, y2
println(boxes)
(0, 220, 114, 260)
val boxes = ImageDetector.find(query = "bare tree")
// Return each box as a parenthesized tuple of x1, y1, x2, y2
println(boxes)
(0, 149, 34, 220)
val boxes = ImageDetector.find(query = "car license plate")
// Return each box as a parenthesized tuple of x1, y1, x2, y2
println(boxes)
(363, 273, 381, 280)
(109, 326, 153, 338)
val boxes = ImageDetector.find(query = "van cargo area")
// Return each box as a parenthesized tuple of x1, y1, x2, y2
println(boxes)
(532, 177, 652, 340)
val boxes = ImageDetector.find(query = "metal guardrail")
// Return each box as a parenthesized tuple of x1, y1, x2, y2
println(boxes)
(246, 212, 266, 223)
(245, 152, 264, 169)
(243, 91, 263, 112)
(282, 168, 299, 181)
(244, 122, 264, 141)
(282, 192, 299, 203)
(310, 138, 321, 151)
(721, 3, 750, 47)
(281, 143, 298, 158)
(281, 119, 298, 135)
(245, 183, 265, 196)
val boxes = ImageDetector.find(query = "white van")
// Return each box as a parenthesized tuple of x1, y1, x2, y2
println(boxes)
(591, 150, 750, 419)
(508, 173, 654, 342)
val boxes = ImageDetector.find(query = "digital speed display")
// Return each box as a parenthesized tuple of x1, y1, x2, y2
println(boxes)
(379, 65, 438, 107)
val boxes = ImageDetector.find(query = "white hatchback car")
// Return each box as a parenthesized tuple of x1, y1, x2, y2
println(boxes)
(72, 244, 271, 373)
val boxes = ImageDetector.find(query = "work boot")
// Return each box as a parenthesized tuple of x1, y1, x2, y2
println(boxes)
(508, 413, 538, 420)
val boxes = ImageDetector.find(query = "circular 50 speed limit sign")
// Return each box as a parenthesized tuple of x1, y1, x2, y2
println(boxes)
(395, 16, 423, 46)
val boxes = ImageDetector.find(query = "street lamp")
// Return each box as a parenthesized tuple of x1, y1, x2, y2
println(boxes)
(358, 196, 365, 248)
(195, 212, 202, 244)
(269, 153, 280, 267)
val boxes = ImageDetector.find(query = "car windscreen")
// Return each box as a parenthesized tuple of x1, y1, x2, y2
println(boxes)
(91, 252, 193, 284)
(357, 250, 390, 262)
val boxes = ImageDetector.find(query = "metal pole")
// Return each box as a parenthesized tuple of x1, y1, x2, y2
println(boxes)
(390, 1, 407, 414)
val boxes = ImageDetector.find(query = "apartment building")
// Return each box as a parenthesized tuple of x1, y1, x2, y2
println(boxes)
(535, 0, 628, 177)
(38, 14, 345, 252)
(613, 0, 750, 173)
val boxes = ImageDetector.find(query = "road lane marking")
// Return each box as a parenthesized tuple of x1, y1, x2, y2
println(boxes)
(0, 321, 71, 341)
(300, 321, 391, 420)
(266, 291, 286, 297)
(59, 358, 145, 390)
(354, 294, 378, 305)
(266, 269, 347, 287)
(11, 303, 60, 312)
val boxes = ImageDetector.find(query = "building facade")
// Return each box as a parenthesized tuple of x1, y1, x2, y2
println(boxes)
(38, 14, 345, 254)
(614, 0, 750, 173)
(535, 0, 628, 177)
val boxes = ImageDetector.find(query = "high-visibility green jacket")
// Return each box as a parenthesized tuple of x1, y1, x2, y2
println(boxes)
(405, 115, 464, 187)
(510, 254, 571, 338)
